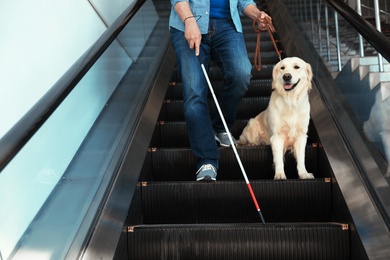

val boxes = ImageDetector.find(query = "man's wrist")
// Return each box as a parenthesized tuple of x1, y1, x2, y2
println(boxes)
(184, 15, 196, 24)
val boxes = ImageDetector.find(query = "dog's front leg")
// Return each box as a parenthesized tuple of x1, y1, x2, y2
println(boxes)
(271, 135, 287, 179)
(294, 135, 314, 179)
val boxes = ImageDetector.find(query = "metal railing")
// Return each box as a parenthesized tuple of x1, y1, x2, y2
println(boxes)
(289, 0, 390, 72)
(362, 3, 390, 23)
(328, 0, 390, 71)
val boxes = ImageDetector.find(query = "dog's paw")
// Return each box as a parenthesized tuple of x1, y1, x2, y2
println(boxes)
(274, 172, 287, 180)
(299, 172, 315, 179)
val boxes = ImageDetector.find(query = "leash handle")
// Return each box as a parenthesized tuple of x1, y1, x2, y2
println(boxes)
(252, 16, 281, 71)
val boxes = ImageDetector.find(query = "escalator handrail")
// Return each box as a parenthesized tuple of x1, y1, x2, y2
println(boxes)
(326, 0, 390, 62)
(0, 0, 146, 172)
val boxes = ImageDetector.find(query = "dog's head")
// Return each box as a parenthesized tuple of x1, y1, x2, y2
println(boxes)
(272, 57, 313, 96)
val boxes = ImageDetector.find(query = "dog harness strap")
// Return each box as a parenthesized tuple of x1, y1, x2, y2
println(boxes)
(252, 16, 281, 71)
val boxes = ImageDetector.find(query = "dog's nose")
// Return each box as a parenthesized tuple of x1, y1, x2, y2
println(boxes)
(283, 73, 292, 81)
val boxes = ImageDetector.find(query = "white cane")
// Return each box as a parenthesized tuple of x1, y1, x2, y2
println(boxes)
(197, 54, 265, 224)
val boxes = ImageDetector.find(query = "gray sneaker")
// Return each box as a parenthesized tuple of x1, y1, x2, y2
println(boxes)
(196, 164, 217, 181)
(215, 132, 237, 147)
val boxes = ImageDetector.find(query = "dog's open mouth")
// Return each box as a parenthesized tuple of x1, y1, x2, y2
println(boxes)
(284, 79, 300, 91)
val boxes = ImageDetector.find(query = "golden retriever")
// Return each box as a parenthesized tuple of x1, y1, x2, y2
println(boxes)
(238, 57, 314, 179)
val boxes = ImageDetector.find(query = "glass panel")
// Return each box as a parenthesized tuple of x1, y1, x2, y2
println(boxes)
(0, 0, 107, 138)
(0, 0, 169, 258)
(282, 0, 390, 223)
(89, 0, 136, 26)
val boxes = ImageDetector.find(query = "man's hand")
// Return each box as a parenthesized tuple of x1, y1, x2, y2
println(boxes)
(244, 5, 273, 32)
(255, 11, 273, 31)
(184, 17, 202, 56)
(174, 2, 202, 56)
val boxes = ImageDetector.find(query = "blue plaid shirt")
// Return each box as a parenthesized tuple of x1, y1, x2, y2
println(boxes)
(169, 0, 257, 34)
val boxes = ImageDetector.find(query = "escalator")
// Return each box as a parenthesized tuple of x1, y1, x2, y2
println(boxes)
(3, 0, 390, 258)
(116, 0, 368, 259)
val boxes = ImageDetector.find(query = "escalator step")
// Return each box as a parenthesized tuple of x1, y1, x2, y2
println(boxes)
(244, 31, 280, 42)
(159, 96, 270, 121)
(127, 223, 349, 260)
(172, 64, 274, 82)
(150, 120, 248, 148)
(141, 179, 332, 223)
(150, 120, 249, 147)
(146, 145, 319, 181)
(246, 41, 283, 54)
(165, 78, 273, 100)
(247, 50, 283, 64)
(150, 120, 319, 147)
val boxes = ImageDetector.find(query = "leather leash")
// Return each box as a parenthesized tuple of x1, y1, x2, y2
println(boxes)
(252, 16, 281, 71)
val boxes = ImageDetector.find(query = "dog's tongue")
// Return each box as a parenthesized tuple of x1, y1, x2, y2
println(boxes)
(284, 83, 293, 90)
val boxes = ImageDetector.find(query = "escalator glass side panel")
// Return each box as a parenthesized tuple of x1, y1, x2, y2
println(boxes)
(0, 1, 170, 259)
(275, 0, 390, 258)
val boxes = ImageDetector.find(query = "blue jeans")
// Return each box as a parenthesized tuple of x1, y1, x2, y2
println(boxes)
(170, 19, 252, 171)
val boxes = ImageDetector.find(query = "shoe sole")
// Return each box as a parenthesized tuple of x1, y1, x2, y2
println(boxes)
(196, 176, 216, 181)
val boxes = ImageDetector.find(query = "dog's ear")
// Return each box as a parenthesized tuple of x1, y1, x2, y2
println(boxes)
(306, 62, 313, 82)
(306, 62, 313, 91)
(272, 63, 279, 81)
(271, 63, 279, 90)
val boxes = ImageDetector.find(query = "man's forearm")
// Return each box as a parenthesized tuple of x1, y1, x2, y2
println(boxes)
(174, 2, 194, 23)
(243, 4, 265, 20)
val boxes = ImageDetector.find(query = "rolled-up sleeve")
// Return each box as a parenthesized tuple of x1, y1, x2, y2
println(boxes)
(171, 0, 189, 7)
(237, 0, 256, 15)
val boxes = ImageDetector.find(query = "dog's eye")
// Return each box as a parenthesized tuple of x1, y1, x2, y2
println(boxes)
(281, 66, 285, 70)
(294, 65, 300, 69)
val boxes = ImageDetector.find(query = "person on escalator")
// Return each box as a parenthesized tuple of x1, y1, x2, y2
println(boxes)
(169, 0, 272, 181)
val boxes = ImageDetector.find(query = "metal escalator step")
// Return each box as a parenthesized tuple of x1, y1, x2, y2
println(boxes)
(173, 65, 274, 82)
(141, 179, 331, 223)
(127, 223, 349, 260)
(246, 41, 284, 54)
(150, 120, 248, 147)
(165, 79, 273, 100)
(163, 98, 267, 121)
(147, 145, 319, 181)
(153, 121, 190, 147)
(247, 51, 283, 64)
(150, 120, 319, 147)
(244, 31, 278, 42)
(159, 97, 270, 121)
(209, 65, 280, 86)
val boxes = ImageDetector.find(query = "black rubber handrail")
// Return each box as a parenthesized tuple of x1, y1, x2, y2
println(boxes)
(326, 0, 390, 62)
(0, 0, 146, 172)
